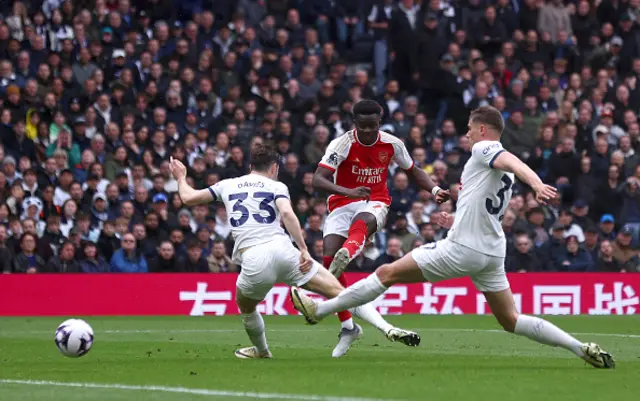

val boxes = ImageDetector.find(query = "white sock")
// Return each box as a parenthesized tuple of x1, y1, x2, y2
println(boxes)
(351, 303, 393, 333)
(514, 314, 584, 357)
(340, 318, 354, 330)
(317, 273, 388, 317)
(241, 311, 269, 354)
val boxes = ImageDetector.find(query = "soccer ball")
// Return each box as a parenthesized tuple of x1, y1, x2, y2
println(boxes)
(55, 319, 94, 357)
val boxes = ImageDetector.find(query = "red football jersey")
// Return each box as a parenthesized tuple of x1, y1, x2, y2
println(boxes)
(318, 130, 414, 212)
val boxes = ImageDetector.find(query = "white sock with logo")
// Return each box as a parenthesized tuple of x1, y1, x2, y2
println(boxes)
(514, 314, 585, 357)
(317, 273, 388, 317)
(351, 303, 393, 333)
(241, 311, 269, 354)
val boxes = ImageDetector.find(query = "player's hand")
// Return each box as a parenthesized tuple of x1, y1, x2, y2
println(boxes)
(436, 212, 454, 229)
(435, 189, 451, 204)
(169, 157, 187, 181)
(299, 250, 313, 273)
(533, 183, 557, 205)
(346, 186, 371, 200)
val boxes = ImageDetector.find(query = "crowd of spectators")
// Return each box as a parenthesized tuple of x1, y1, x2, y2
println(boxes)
(0, 0, 638, 274)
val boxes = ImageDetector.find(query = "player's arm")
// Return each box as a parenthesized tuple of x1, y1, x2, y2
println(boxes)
(393, 140, 450, 203)
(492, 151, 557, 204)
(169, 157, 215, 206)
(405, 165, 451, 203)
(275, 197, 313, 272)
(312, 166, 370, 199)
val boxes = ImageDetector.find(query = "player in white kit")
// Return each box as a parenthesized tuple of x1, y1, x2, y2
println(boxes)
(291, 106, 615, 368)
(170, 146, 419, 359)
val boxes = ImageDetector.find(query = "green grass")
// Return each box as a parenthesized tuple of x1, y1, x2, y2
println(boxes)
(0, 315, 639, 401)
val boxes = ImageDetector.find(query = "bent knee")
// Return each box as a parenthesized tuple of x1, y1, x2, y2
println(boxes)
(376, 264, 396, 287)
(496, 311, 519, 333)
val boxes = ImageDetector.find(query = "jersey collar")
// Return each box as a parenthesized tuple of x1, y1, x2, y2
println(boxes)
(353, 130, 380, 147)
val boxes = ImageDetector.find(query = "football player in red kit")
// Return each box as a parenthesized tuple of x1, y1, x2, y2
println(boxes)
(312, 99, 450, 354)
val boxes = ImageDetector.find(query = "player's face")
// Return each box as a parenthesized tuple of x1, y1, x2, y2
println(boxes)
(354, 114, 380, 145)
(466, 120, 484, 145)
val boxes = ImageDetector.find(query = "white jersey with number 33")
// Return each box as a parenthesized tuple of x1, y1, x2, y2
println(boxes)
(208, 174, 290, 261)
(447, 141, 514, 257)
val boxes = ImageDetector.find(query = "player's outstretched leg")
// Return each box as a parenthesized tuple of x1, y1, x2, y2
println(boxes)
(484, 289, 615, 369)
(293, 253, 424, 347)
(235, 290, 272, 359)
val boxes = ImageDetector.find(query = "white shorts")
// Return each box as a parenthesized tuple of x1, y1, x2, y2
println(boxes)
(411, 238, 510, 292)
(236, 237, 320, 300)
(323, 201, 389, 238)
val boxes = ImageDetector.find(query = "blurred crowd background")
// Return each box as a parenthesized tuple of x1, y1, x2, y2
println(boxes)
(0, 0, 638, 274)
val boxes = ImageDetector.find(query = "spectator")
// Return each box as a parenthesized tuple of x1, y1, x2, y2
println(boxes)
(180, 240, 209, 273)
(373, 236, 403, 268)
(44, 241, 81, 273)
(389, 213, 417, 254)
(207, 240, 237, 273)
(555, 235, 594, 272)
(149, 241, 180, 273)
(583, 225, 600, 263)
(79, 241, 110, 273)
(596, 240, 622, 272)
(611, 225, 640, 272)
(506, 233, 541, 272)
(110, 233, 148, 273)
(12, 233, 45, 273)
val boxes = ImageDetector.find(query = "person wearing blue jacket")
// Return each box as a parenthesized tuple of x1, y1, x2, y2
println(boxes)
(555, 235, 594, 272)
(110, 233, 148, 273)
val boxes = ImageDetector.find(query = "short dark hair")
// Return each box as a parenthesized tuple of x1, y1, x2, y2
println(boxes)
(469, 106, 505, 134)
(352, 99, 382, 117)
(250, 145, 280, 172)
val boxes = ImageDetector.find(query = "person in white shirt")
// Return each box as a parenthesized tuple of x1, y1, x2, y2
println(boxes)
(171, 146, 418, 359)
(292, 106, 615, 369)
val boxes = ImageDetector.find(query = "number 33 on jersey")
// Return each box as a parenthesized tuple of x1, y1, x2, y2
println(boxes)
(446, 141, 514, 258)
(208, 175, 291, 261)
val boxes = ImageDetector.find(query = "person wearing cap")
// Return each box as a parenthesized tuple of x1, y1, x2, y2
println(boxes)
(2, 156, 22, 185)
(611, 225, 640, 272)
(583, 225, 600, 262)
(598, 214, 616, 240)
(555, 235, 594, 272)
(91, 192, 109, 228)
(570, 199, 594, 229)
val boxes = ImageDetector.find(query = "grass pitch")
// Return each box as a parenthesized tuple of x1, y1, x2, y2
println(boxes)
(0, 315, 638, 401)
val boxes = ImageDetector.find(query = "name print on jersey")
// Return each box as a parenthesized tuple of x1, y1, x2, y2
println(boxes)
(352, 165, 385, 184)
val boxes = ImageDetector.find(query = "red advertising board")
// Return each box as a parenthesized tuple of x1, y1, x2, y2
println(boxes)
(0, 273, 638, 316)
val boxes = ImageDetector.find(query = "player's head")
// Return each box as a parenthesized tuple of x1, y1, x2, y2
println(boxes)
(467, 106, 504, 145)
(352, 99, 382, 145)
(249, 145, 280, 179)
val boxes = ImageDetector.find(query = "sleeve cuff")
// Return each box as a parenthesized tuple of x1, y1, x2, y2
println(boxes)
(275, 195, 289, 200)
(207, 187, 217, 200)
(318, 163, 336, 172)
(489, 150, 505, 169)
(402, 161, 415, 171)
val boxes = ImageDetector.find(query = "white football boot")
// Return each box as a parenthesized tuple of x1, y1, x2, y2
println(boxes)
(385, 327, 421, 347)
(290, 287, 322, 325)
(581, 343, 615, 368)
(331, 324, 364, 358)
(234, 346, 273, 359)
(329, 248, 351, 278)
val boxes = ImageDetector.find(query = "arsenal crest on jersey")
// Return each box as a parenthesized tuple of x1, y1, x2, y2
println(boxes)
(379, 152, 389, 163)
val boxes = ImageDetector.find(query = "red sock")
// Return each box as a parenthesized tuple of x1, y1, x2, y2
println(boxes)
(324, 256, 352, 322)
(343, 220, 368, 258)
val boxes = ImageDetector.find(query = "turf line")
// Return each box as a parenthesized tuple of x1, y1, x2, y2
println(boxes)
(5, 328, 639, 339)
(0, 379, 398, 401)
